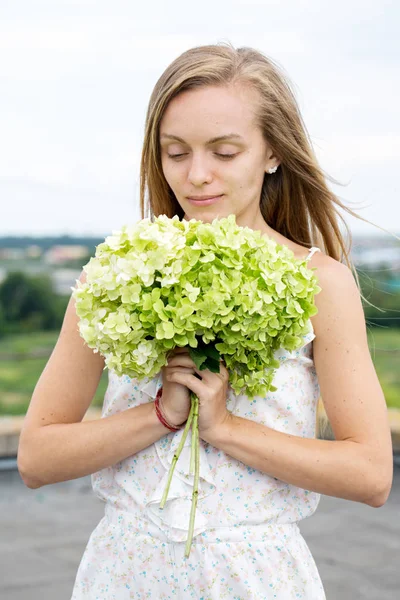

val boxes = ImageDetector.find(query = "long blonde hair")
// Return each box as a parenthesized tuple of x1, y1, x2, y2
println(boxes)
(139, 42, 394, 438)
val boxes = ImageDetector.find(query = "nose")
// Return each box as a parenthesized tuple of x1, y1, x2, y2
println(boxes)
(187, 153, 212, 186)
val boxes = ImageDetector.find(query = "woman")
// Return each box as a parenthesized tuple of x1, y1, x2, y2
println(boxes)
(18, 43, 393, 599)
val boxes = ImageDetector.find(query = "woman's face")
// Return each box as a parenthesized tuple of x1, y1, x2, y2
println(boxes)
(159, 83, 279, 230)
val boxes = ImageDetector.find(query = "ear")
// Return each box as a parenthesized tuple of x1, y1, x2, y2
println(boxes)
(264, 147, 281, 173)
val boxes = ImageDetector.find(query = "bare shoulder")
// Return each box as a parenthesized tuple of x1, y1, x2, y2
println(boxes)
(307, 251, 353, 289)
(306, 252, 362, 338)
(274, 233, 360, 335)
(280, 238, 360, 332)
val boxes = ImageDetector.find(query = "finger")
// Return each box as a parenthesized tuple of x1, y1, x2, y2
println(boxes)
(166, 355, 195, 368)
(166, 347, 188, 361)
(168, 346, 189, 356)
(167, 366, 197, 376)
(167, 371, 204, 396)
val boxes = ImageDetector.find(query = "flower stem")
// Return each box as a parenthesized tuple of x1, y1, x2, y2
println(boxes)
(190, 396, 197, 475)
(185, 394, 200, 557)
(159, 398, 195, 509)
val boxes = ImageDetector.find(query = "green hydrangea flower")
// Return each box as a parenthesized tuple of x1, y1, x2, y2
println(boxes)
(72, 214, 321, 398)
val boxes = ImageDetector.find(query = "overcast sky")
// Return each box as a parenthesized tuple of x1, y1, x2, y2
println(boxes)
(1, 0, 399, 238)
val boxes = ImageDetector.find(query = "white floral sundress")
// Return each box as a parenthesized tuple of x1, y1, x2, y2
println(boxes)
(72, 247, 326, 599)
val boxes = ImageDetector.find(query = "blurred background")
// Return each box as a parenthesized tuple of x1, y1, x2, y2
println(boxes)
(1, 0, 399, 418)
(0, 1, 399, 599)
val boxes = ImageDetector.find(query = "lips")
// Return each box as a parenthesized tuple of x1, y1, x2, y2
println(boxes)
(187, 195, 224, 206)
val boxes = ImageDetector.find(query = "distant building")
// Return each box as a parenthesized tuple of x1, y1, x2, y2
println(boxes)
(26, 245, 42, 258)
(44, 245, 89, 265)
(352, 246, 400, 270)
(0, 248, 26, 260)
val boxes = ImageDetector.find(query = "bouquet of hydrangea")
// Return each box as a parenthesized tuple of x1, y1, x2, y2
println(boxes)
(72, 214, 320, 555)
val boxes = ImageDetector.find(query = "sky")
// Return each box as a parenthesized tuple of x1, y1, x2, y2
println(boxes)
(1, 0, 399, 238)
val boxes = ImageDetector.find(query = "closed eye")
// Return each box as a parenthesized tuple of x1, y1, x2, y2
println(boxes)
(215, 153, 237, 160)
(167, 153, 238, 160)
(167, 153, 187, 159)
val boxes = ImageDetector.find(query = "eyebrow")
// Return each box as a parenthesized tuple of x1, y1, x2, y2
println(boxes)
(159, 133, 244, 144)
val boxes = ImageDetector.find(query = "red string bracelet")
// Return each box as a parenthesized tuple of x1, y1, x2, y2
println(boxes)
(154, 387, 182, 432)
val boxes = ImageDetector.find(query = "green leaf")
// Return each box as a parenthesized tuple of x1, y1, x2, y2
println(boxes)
(202, 356, 221, 373)
(188, 347, 208, 369)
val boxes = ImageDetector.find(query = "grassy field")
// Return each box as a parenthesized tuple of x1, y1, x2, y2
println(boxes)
(0, 327, 399, 416)
(0, 331, 108, 416)
(366, 326, 400, 409)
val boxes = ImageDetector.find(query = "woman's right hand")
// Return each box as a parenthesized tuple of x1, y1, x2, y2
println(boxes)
(160, 347, 198, 427)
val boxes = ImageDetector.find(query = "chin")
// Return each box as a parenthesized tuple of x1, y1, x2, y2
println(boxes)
(183, 211, 226, 224)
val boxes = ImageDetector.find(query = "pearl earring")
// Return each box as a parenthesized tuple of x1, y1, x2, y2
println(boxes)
(268, 165, 278, 174)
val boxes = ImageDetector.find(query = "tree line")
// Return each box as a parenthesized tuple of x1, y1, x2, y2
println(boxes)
(0, 235, 103, 252)
(0, 272, 69, 336)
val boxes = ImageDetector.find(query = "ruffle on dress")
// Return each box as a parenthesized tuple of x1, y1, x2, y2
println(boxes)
(137, 372, 222, 542)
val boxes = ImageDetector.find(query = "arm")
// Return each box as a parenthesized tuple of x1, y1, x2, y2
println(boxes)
(201, 256, 393, 508)
(17, 271, 173, 489)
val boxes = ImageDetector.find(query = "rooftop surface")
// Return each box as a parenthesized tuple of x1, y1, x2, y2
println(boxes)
(0, 465, 399, 599)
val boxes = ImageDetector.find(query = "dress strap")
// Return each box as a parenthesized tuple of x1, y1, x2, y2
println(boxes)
(305, 247, 321, 262)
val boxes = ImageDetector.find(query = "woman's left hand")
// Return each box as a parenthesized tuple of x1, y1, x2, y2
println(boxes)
(165, 349, 231, 439)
